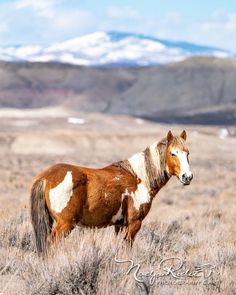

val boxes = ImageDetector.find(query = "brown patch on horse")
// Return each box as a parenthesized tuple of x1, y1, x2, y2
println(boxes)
(113, 160, 137, 177)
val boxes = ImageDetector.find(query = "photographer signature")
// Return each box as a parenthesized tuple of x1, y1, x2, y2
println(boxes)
(114, 256, 216, 285)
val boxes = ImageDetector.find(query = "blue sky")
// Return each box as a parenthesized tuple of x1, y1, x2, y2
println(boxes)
(0, 0, 236, 51)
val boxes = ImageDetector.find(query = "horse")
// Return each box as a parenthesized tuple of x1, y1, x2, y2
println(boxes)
(30, 130, 193, 254)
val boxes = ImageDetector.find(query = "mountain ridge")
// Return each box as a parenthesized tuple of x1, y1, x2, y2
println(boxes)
(0, 31, 233, 67)
(0, 56, 236, 124)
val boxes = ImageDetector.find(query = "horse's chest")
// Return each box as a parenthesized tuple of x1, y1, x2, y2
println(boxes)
(129, 182, 151, 210)
(109, 182, 152, 223)
(107, 179, 151, 210)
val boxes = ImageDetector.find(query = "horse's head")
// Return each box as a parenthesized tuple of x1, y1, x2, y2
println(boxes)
(165, 130, 193, 185)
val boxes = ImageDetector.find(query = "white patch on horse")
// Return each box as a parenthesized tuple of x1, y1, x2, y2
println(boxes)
(111, 193, 126, 223)
(111, 205, 123, 223)
(128, 152, 148, 186)
(113, 176, 120, 181)
(149, 141, 163, 173)
(49, 171, 73, 213)
(130, 183, 150, 210)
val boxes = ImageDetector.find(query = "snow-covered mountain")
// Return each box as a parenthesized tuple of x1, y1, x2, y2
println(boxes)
(0, 31, 233, 66)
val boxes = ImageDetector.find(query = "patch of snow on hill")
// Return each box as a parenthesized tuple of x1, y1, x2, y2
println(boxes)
(0, 31, 233, 66)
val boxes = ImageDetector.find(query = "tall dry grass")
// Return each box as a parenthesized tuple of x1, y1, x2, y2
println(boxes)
(0, 209, 235, 295)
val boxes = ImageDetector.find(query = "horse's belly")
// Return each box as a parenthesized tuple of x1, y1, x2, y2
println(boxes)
(80, 194, 123, 227)
(79, 205, 120, 227)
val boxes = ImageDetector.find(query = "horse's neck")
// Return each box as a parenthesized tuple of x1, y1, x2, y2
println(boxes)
(128, 151, 148, 185)
(128, 141, 170, 195)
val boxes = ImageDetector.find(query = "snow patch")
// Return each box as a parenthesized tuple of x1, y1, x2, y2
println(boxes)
(219, 128, 229, 139)
(67, 117, 85, 125)
(0, 31, 232, 66)
(135, 118, 145, 125)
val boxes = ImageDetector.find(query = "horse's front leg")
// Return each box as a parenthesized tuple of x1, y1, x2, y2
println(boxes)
(125, 219, 142, 246)
(124, 201, 151, 246)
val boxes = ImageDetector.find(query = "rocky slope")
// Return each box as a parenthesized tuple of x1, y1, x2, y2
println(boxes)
(0, 57, 236, 124)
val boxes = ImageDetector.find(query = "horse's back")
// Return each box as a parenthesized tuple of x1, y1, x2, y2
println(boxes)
(35, 163, 83, 181)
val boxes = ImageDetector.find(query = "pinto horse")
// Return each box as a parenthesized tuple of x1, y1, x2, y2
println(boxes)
(30, 130, 193, 254)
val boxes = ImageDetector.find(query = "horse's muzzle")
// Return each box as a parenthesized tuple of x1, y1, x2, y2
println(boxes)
(181, 173, 193, 185)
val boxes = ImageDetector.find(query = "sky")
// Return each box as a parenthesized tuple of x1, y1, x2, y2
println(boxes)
(0, 0, 236, 52)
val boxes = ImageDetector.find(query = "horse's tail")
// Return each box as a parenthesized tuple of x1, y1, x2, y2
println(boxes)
(30, 179, 52, 255)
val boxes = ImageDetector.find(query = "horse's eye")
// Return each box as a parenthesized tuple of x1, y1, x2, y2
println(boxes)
(171, 153, 176, 157)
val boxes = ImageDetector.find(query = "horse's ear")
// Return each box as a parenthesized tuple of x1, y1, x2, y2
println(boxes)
(167, 130, 173, 142)
(180, 130, 187, 141)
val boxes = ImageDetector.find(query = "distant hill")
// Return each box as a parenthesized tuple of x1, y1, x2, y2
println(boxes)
(0, 31, 233, 66)
(0, 57, 236, 124)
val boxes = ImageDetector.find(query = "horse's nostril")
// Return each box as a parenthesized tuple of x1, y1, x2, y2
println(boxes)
(182, 174, 187, 181)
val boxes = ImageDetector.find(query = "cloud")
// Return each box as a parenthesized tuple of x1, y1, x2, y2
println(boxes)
(15, 0, 56, 19)
(107, 6, 139, 19)
(45, 9, 94, 41)
(187, 10, 236, 51)
(132, 12, 182, 40)
(164, 12, 182, 25)
(51, 10, 93, 31)
(200, 11, 236, 33)
(0, 1, 235, 52)
(0, 0, 95, 45)
(0, 22, 8, 33)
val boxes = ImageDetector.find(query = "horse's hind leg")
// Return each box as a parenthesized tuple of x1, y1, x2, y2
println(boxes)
(46, 175, 86, 245)
(48, 220, 75, 244)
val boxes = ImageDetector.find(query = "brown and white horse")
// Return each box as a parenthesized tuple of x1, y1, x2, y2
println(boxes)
(30, 130, 193, 254)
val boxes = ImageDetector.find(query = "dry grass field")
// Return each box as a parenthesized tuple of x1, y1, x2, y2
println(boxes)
(0, 108, 235, 295)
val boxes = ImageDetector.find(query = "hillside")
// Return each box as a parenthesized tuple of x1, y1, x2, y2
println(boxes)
(0, 57, 236, 124)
